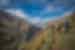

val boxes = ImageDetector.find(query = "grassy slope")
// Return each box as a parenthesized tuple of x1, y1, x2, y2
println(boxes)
(23, 14, 75, 50)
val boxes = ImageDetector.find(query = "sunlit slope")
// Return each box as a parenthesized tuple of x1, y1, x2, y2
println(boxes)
(63, 13, 75, 50)
(23, 14, 75, 50)
(22, 17, 64, 50)
(24, 29, 51, 50)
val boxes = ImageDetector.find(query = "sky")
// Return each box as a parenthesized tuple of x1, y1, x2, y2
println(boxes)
(15, 0, 75, 16)
(0, 0, 75, 25)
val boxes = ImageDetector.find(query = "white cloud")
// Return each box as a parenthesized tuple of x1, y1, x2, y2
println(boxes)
(40, 5, 55, 16)
(43, 5, 55, 13)
(64, 11, 72, 16)
(6, 9, 71, 27)
(42, 11, 72, 23)
(42, 16, 58, 22)
(6, 9, 29, 19)
(40, 4, 63, 16)
(44, 4, 64, 12)
(29, 17, 41, 24)
(16, 10, 28, 19)
(5, 9, 44, 26)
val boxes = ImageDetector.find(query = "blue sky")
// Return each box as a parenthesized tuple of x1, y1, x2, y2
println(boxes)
(0, 0, 75, 24)
(15, 0, 75, 17)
